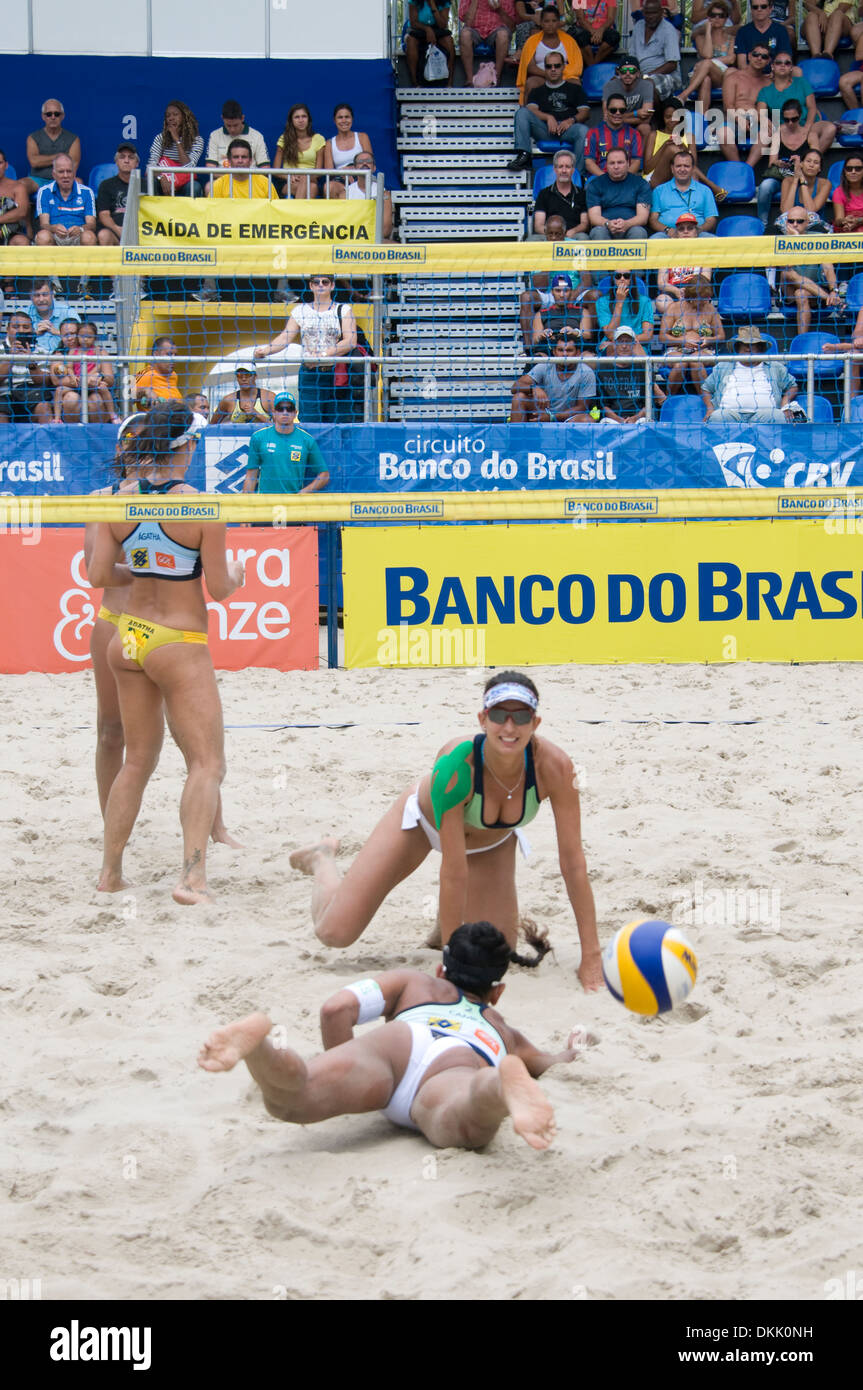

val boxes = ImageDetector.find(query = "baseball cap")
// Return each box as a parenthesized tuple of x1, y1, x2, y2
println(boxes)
(676, 213, 698, 227)
(550, 273, 572, 289)
(613, 325, 636, 339)
(273, 390, 297, 408)
(235, 360, 257, 376)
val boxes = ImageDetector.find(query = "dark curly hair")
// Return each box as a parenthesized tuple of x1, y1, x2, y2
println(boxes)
(444, 920, 552, 995)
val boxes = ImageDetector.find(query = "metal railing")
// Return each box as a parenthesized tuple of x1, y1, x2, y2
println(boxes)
(144, 165, 376, 199)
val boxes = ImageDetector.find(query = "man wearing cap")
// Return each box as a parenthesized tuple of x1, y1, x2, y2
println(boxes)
(586, 146, 652, 239)
(507, 54, 590, 174)
(701, 326, 798, 422)
(649, 150, 717, 237)
(242, 392, 330, 495)
(210, 362, 276, 424)
(596, 326, 665, 422)
(531, 277, 589, 352)
(529, 150, 589, 238)
(602, 58, 655, 150)
(510, 328, 596, 422)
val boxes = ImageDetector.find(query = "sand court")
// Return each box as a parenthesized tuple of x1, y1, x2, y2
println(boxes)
(1, 662, 861, 1300)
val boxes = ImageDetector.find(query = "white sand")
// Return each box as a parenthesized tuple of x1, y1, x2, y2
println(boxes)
(1, 662, 862, 1301)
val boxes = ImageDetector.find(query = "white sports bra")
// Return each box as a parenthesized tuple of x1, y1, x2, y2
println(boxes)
(329, 132, 363, 170)
(121, 523, 202, 581)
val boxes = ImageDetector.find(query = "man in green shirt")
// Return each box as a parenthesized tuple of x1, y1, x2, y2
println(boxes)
(242, 391, 330, 494)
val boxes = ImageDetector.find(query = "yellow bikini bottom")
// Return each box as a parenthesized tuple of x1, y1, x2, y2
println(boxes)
(97, 605, 122, 627)
(117, 613, 208, 668)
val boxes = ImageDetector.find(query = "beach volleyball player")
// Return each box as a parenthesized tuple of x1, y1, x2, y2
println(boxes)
(291, 671, 603, 989)
(87, 404, 246, 904)
(199, 921, 595, 1150)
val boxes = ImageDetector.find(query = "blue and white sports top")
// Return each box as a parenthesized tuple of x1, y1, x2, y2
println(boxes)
(394, 992, 507, 1068)
(121, 523, 202, 581)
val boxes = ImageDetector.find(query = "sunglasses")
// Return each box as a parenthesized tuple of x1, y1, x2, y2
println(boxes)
(773, 59, 791, 65)
(785, 219, 808, 226)
(846, 164, 863, 171)
(546, 60, 564, 67)
(614, 273, 632, 279)
(751, 51, 770, 59)
(273, 403, 297, 412)
(487, 707, 534, 726)
(309, 277, 333, 286)
(608, 106, 626, 113)
(618, 66, 638, 74)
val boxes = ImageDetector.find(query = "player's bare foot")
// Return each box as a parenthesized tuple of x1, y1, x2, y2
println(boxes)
(198, 1012, 273, 1072)
(97, 870, 132, 893)
(424, 921, 443, 949)
(172, 884, 213, 906)
(568, 1024, 600, 1050)
(211, 823, 243, 848)
(500, 1055, 557, 1151)
(289, 837, 339, 875)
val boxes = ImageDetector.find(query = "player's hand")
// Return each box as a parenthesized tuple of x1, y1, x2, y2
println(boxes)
(577, 949, 604, 992)
(229, 560, 246, 588)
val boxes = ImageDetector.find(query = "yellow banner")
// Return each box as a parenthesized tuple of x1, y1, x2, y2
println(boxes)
(136, 196, 375, 249)
(343, 519, 863, 667)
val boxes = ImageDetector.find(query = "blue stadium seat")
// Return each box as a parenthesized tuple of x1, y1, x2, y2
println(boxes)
(537, 139, 570, 153)
(706, 162, 755, 204)
(582, 63, 617, 103)
(837, 109, 863, 148)
(5, 162, 17, 180)
(88, 162, 117, 190)
(827, 158, 846, 191)
(717, 272, 772, 320)
(659, 395, 707, 422)
(809, 394, 835, 422)
(532, 165, 581, 196)
(798, 58, 840, 98)
(844, 272, 863, 310)
(597, 275, 650, 298)
(787, 331, 842, 379)
(842, 395, 863, 421)
(716, 215, 763, 237)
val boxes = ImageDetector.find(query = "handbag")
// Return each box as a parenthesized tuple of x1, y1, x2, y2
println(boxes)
(424, 43, 449, 82)
(472, 61, 498, 88)
(157, 155, 191, 190)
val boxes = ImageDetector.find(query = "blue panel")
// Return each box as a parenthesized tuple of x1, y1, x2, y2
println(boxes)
(0, 56, 397, 191)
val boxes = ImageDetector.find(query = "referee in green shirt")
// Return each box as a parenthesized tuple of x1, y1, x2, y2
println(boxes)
(242, 390, 330, 494)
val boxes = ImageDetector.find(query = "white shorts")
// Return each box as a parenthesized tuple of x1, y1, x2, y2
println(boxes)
(384, 1020, 480, 1130)
(401, 788, 531, 858)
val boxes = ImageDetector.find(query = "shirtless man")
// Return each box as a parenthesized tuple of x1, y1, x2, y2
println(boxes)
(721, 42, 772, 163)
(199, 921, 594, 1151)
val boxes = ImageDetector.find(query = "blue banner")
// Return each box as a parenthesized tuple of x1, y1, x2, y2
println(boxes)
(1, 422, 860, 497)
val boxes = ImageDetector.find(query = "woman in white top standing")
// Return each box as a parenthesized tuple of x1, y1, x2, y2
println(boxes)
(322, 104, 373, 191)
(254, 273, 356, 423)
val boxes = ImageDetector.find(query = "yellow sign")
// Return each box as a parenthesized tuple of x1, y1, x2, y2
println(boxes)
(125, 500, 220, 521)
(137, 197, 375, 248)
(343, 520, 863, 667)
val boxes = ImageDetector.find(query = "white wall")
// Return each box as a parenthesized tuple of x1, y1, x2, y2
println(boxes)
(27, 0, 388, 58)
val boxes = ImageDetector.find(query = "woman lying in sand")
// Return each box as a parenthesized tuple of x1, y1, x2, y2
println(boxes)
(199, 921, 594, 1150)
(291, 669, 603, 989)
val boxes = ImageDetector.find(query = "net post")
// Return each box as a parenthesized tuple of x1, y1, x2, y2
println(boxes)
(326, 522, 339, 669)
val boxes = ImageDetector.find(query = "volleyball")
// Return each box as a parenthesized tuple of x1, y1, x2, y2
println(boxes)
(602, 919, 698, 1016)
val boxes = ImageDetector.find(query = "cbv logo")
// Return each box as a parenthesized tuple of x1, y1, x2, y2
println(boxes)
(713, 443, 856, 489)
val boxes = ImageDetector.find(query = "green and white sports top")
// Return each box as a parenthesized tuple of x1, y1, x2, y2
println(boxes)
(394, 991, 507, 1067)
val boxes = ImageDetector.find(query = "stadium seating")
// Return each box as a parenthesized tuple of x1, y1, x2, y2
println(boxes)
(809, 394, 835, 422)
(837, 110, 863, 148)
(88, 163, 117, 191)
(581, 63, 617, 103)
(532, 165, 581, 195)
(659, 395, 707, 422)
(787, 331, 842, 379)
(842, 395, 863, 421)
(844, 272, 863, 310)
(827, 158, 846, 191)
(717, 273, 772, 321)
(706, 163, 755, 204)
(799, 58, 841, 98)
(716, 215, 763, 237)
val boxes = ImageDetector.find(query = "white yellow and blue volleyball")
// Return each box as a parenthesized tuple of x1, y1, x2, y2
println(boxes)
(602, 919, 698, 1016)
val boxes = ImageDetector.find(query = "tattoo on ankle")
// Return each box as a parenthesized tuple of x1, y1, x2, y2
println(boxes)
(182, 848, 202, 883)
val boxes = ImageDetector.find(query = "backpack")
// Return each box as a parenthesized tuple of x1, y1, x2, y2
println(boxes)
(338, 301, 378, 377)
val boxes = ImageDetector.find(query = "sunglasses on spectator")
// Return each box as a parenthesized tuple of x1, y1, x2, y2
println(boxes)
(751, 50, 770, 58)
(309, 277, 333, 285)
(546, 60, 564, 67)
(273, 403, 297, 412)
(773, 58, 791, 65)
(751, 4, 770, 9)
(846, 163, 863, 171)
(608, 105, 626, 113)
(618, 65, 638, 73)
(614, 273, 632, 279)
(785, 218, 809, 226)
(44, 109, 63, 117)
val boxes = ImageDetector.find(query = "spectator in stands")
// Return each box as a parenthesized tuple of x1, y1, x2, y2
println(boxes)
(566, 0, 620, 67)
(649, 150, 718, 236)
(323, 105, 374, 191)
(831, 154, 863, 229)
(210, 139, 274, 199)
(778, 148, 833, 222)
(186, 392, 210, 419)
(507, 53, 589, 172)
(405, 2, 456, 87)
(678, 5, 738, 108)
(254, 273, 356, 424)
(530, 274, 591, 350)
(586, 145, 652, 239)
(519, 226, 596, 341)
(96, 143, 139, 246)
(0, 152, 30, 246)
(510, 327, 596, 421)
(211, 363, 276, 424)
(701, 325, 798, 421)
(34, 155, 97, 246)
(801, 0, 857, 58)
(823, 299, 863, 391)
(584, 95, 643, 178)
(758, 99, 819, 225)
(596, 326, 665, 421)
(135, 337, 183, 407)
(148, 102, 205, 196)
(658, 273, 724, 394)
(52, 320, 117, 424)
(527, 149, 590, 236)
(328, 153, 394, 240)
(594, 270, 655, 346)
(756, 53, 836, 154)
(48, 319, 80, 417)
(27, 279, 79, 356)
(643, 98, 727, 199)
(22, 100, 81, 196)
(777, 210, 842, 331)
(0, 312, 52, 423)
(838, 27, 863, 108)
(515, 0, 544, 59)
(690, 0, 742, 29)
(602, 57, 655, 149)
(720, 43, 772, 164)
(274, 104, 326, 199)
(206, 99, 269, 173)
(242, 391, 330, 495)
(459, 0, 517, 87)
(629, 0, 681, 101)
(517, 5, 584, 100)
(734, 2, 792, 64)
(655, 219, 712, 313)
